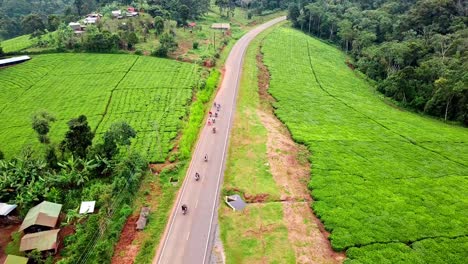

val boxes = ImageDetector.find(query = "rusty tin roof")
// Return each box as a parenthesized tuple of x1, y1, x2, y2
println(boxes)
(19, 201, 62, 231)
(20, 229, 60, 252)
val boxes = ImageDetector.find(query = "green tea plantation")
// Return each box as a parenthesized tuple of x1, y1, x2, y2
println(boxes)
(262, 26, 468, 263)
(0, 53, 199, 162)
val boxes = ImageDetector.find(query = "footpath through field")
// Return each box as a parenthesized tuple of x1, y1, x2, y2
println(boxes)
(153, 16, 287, 264)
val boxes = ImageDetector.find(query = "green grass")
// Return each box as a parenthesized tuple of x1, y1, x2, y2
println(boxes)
(223, 26, 281, 200)
(220, 203, 295, 263)
(261, 26, 468, 262)
(220, 22, 295, 264)
(133, 164, 184, 263)
(0, 53, 199, 161)
(1, 35, 35, 53)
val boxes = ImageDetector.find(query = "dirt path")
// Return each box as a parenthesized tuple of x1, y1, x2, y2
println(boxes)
(256, 46, 345, 264)
(111, 174, 162, 264)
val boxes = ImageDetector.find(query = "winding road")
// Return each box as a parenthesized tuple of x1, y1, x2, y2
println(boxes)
(154, 16, 286, 264)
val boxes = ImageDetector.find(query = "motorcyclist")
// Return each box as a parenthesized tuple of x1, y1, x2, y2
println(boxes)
(212, 127, 216, 133)
(215, 112, 218, 118)
(182, 204, 188, 214)
(195, 172, 200, 181)
(204, 154, 208, 162)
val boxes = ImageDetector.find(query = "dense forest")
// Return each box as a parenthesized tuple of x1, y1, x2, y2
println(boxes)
(289, 0, 468, 125)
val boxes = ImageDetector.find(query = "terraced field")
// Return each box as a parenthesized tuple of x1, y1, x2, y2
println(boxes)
(0, 53, 199, 161)
(261, 27, 468, 263)
(1, 35, 35, 53)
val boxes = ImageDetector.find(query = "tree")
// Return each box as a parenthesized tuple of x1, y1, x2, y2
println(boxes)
(126, 32, 139, 50)
(47, 15, 61, 32)
(60, 115, 94, 158)
(154, 31, 178, 57)
(288, 3, 301, 27)
(32, 111, 56, 144)
(431, 33, 452, 62)
(99, 122, 136, 159)
(154, 16, 164, 36)
(56, 23, 76, 49)
(21, 14, 45, 35)
(337, 19, 354, 52)
(45, 146, 59, 170)
(179, 4, 190, 24)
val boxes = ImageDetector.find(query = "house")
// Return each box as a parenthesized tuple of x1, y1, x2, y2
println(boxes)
(20, 229, 60, 254)
(84, 16, 98, 24)
(112, 10, 122, 18)
(3, 255, 28, 264)
(84, 13, 102, 24)
(0, 203, 17, 216)
(211, 23, 230, 30)
(19, 201, 62, 234)
(0, 56, 31, 68)
(125, 7, 139, 17)
(0, 203, 19, 225)
(68, 22, 81, 31)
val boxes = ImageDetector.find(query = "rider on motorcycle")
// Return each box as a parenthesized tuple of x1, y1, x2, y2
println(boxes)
(182, 204, 188, 214)
(195, 172, 200, 181)
(204, 154, 208, 161)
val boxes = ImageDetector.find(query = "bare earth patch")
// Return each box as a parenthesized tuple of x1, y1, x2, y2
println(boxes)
(111, 174, 163, 264)
(256, 46, 345, 263)
(0, 223, 20, 263)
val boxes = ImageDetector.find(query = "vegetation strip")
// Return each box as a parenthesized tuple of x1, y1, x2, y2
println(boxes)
(220, 21, 343, 263)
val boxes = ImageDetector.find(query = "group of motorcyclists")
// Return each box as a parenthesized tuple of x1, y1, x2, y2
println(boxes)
(181, 101, 222, 215)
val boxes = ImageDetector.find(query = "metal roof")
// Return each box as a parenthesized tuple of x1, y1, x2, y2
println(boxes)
(20, 229, 59, 252)
(225, 195, 247, 211)
(0, 56, 31, 66)
(0, 203, 17, 216)
(211, 23, 230, 30)
(4, 255, 28, 264)
(19, 201, 62, 232)
(79, 201, 95, 214)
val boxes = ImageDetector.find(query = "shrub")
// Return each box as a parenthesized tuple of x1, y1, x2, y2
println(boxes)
(152, 46, 168, 57)
(192, 41, 199, 49)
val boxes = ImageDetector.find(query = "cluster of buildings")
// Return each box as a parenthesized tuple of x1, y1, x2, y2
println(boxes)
(68, 7, 140, 34)
(1, 200, 96, 262)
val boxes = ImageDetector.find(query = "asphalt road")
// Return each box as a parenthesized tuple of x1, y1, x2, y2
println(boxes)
(154, 16, 286, 264)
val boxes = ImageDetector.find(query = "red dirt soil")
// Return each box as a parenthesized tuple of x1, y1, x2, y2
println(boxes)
(111, 215, 139, 264)
(0, 224, 20, 263)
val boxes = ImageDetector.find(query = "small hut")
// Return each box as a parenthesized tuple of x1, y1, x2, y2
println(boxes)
(19, 201, 62, 234)
(20, 229, 60, 254)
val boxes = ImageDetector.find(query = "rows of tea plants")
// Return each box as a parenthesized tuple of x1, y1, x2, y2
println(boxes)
(1, 34, 35, 53)
(261, 27, 468, 262)
(0, 53, 199, 161)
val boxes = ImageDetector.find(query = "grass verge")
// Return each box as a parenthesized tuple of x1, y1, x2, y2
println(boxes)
(219, 21, 297, 263)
